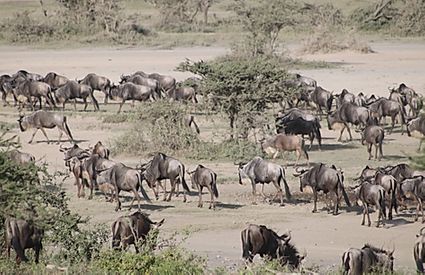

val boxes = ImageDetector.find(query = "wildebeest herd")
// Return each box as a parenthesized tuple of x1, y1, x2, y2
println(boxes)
(3, 68, 425, 273)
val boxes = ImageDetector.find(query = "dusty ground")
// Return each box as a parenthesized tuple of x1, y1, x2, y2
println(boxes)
(1, 43, 425, 273)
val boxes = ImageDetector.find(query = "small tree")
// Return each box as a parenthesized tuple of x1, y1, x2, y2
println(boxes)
(177, 56, 296, 139)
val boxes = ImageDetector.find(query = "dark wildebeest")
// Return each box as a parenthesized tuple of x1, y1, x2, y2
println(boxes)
(107, 163, 151, 211)
(134, 71, 176, 96)
(43, 72, 69, 90)
(5, 217, 43, 264)
(79, 73, 111, 104)
(342, 244, 394, 274)
(7, 149, 35, 165)
(139, 152, 190, 202)
(358, 182, 386, 227)
(109, 82, 155, 113)
(112, 211, 164, 252)
(13, 80, 55, 110)
(413, 178, 425, 223)
(407, 116, 425, 151)
(369, 97, 406, 134)
(294, 73, 317, 88)
(398, 176, 424, 211)
(295, 163, 351, 215)
(310, 86, 333, 114)
(18, 110, 74, 144)
(120, 74, 160, 96)
(336, 89, 355, 107)
(370, 170, 397, 220)
(55, 80, 99, 111)
(391, 83, 423, 117)
(414, 227, 425, 273)
(241, 224, 304, 269)
(187, 165, 218, 209)
(237, 156, 291, 206)
(92, 141, 110, 159)
(0, 74, 13, 105)
(359, 125, 384, 160)
(275, 108, 319, 126)
(261, 134, 309, 167)
(169, 86, 197, 103)
(279, 117, 322, 150)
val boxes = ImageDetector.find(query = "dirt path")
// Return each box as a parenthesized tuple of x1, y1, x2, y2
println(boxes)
(0, 43, 424, 272)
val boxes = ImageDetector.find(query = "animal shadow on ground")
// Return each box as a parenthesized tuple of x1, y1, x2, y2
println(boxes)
(310, 143, 357, 151)
(383, 217, 412, 228)
(35, 139, 88, 144)
(129, 203, 174, 211)
(384, 155, 407, 161)
(215, 202, 244, 209)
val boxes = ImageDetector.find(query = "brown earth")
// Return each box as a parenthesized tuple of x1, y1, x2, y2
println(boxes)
(0, 43, 424, 273)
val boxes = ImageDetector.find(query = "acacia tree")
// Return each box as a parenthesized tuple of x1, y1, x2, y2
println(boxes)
(177, 56, 296, 139)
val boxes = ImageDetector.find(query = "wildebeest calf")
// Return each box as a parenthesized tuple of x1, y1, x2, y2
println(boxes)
(188, 164, 219, 209)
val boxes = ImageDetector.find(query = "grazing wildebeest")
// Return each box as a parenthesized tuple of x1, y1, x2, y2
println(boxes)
(55, 80, 99, 111)
(107, 163, 151, 211)
(43, 72, 69, 90)
(414, 227, 425, 273)
(120, 74, 160, 98)
(139, 152, 189, 202)
(369, 97, 406, 134)
(18, 110, 74, 144)
(187, 165, 218, 209)
(92, 141, 110, 159)
(342, 244, 394, 274)
(279, 117, 322, 150)
(358, 182, 386, 227)
(310, 86, 333, 114)
(13, 80, 55, 110)
(359, 125, 384, 160)
(112, 211, 164, 252)
(237, 156, 291, 206)
(241, 224, 304, 269)
(261, 134, 309, 167)
(169, 86, 197, 103)
(295, 163, 351, 215)
(7, 149, 35, 165)
(5, 217, 43, 264)
(109, 82, 155, 113)
(79, 73, 111, 104)
(407, 116, 425, 151)
(275, 108, 319, 126)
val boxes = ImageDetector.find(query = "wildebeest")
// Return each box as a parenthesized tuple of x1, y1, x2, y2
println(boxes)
(185, 115, 200, 134)
(407, 115, 425, 151)
(310, 86, 333, 114)
(120, 74, 160, 98)
(7, 149, 35, 165)
(413, 178, 425, 223)
(18, 110, 74, 144)
(79, 73, 111, 104)
(109, 82, 155, 113)
(92, 141, 110, 159)
(342, 244, 394, 274)
(112, 211, 164, 252)
(398, 176, 424, 210)
(295, 163, 351, 215)
(276, 108, 319, 126)
(358, 182, 386, 227)
(369, 97, 406, 134)
(13, 80, 55, 110)
(241, 224, 304, 269)
(135, 71, 176, 95)
(169, 86, 197, 103)
(55, 80, 99, 111)
(60, 143, 91, 167)
(261, 134, 309, 167)
(294, 73, 317, 88)
(5, 217, 43, 264)
(391, 83, 423, 117)
(139, 152, 189, 202)
(336, 89, 355, 107)
(279, 117, 322, 150)
(359, 125, 384, 160)
(107, 163, 151, 211)
(187, 165, 218, 209)
(0, 74, 12, 105)
(371, 170, 397, 220)
(12, 70, 43, 82)
(414, 227, 425, 273)
(237, 156, 291, 206)
(43, 72, 69, 90)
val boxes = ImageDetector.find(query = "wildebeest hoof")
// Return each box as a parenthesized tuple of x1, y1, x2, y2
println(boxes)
(361, 222, 365, 226)
(183, 198, 187, 203)
(198, 204, 202, 208)
(279, 203, 285, 207)
(312, 210, 317, 213)
(166, 198, 171, 202)
(368, 223, 371, 227)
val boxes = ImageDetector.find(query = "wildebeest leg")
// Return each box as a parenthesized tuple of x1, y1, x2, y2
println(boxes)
(83, 98, 88, 111)
(208, 185, 215, 209)
(132, 188, 142, 211)
(294, 150, 301, 167)
(365, 203, 371, 226)
(167, 179, 178, 201)
(421, 198, 425, 223)
(57, 128, 63, 144)
(117, 99, 125, 113)
(379, 142, 383, 160)
(34, 246, 41, 264)
(377, 205, 382, 228)
(28, 128, 39, 143)
(312, 189, 318, 213)
(361, 203, 366, 225)
(389, 114, 396, 134)
(271, 181, 284, 206)
(309, 133, 314, 150)
(374, 143, 379, 160)
(103, 89, 108, 104)
(39, 128, 51, 144)
(334, 189, 340, 215)
(259, 183, 267, 202)
(251, 181, 257, 205)
(158, 181, 167, 201)
(73, 99, 77, 111)
(416, 198, 421, 222)
(367, 144, 372, 160)
(198, 185, 203, 208)
(39, 97, 42, 110)
(115, 188, 121, 211)
(345, 124, 353, 141)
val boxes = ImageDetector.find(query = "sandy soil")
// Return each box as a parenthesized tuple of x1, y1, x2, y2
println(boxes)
(1, 43, 425, 273)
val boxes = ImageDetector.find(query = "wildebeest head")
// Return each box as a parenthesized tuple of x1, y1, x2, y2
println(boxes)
(119, 74, 130, 84)
(17, 115, 28, 132)
(362, 244, 394, 272)
(109, 84, 120, 99)
(326, 111, 339, 130)
(417, 227, 425, 238)
(236, 161, 248, 185)
(293, 167, 311, 192)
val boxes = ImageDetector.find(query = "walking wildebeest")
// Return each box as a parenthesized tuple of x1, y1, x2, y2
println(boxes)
(13, 80, 55, 110)
(342, 244, 394, 274)
(139, 152, 189, 202)
(5, 217, 43, 264)
(359, 125, 384, 160)
(134, 71, 176, 96)
(261, 134, 309, 167)
(294, 163, 351, 215)
(55, 80, 99, 111)
(310, 86, 333, 114)
(237, 157, 291, 206)
(369, 97, 406, 134)
(7, 149, 35, 165)
(336, 89, 355, 107)
(18, 110, 74, 144)
(414, 227, 425, 273)
(391, 83, 423, 117)
(407, 115, 425, 151)
(109, 82, 155, 113)
(358, 182, 386, 227)
(370, 170, 397, 220)
(241, 224, 304, 269)
(398, 176, 423, 210)
(112, 211, 164, 252)
(43, 72, 69, 90)
(279, 117, 322, 150)
(187, 165, 218, 209)
(120, 74, 160, 99)
(79, 73, 111, 104)
(169, 86, 198, 103)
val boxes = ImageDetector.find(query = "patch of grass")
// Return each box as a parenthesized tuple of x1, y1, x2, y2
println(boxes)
(102, 113, 130, 124)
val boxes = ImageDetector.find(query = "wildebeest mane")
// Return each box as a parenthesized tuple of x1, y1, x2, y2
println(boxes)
(362, 243, 387, 254)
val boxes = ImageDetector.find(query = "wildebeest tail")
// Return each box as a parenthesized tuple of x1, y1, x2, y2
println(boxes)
(391, 179, 398, 214)
(301, 138, 309, 160)
(136, 172, 151, 202)
(414, 241, 425, 273)
(89, 90, 99, 111)
(379, 189, 387, 219)
(6, 218, 27, 262)
(342, 251, 350, 274)
(279, 167, 291, 200)
(337, 172, 351, 207)
(179, 164, 190, 192)
(47, 85, 56, 108)
(326, 95, 333, 113)
(211, 172, 219, 198)
(111, 220, 121, 249)
(63, 116, 74, 142)
(241, 228, 251, 260)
